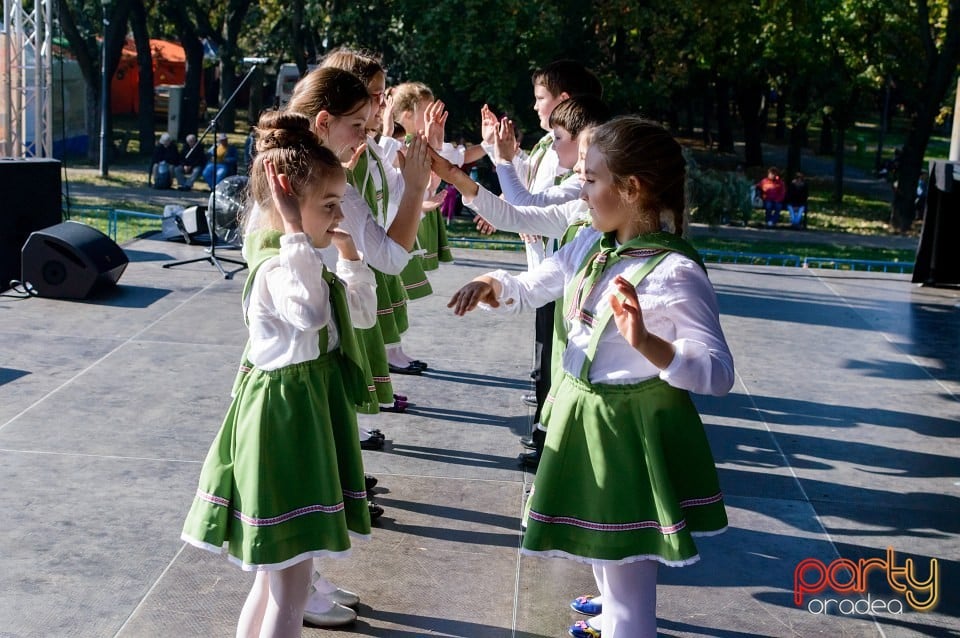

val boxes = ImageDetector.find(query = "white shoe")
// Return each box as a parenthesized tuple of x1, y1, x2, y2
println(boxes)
(330, 587, 360, 607)
(303, 602, 357, 627)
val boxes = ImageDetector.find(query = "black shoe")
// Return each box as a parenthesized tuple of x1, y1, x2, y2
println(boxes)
(409, 359, 429, 370)
(365, 474, 378, 491)
(521, 393, 538, 408)
(518, 450, 540, 469)
(380, 400, 407, 413)
(520, 427, 545, 450)
(368, 500, 384, 520)
(360, 436, 384, 451)
(388, 363, 422, 375)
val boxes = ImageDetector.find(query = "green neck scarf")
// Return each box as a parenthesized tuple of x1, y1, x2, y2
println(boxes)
(348, 147, 390, 225)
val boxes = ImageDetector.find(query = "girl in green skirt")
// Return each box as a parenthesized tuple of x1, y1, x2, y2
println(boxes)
(181, 111, 377, 636)
(447, 116, 735, 638)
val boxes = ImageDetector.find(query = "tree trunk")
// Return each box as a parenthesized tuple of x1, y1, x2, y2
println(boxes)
(702, 78, 713, 147)
(160, 0, 204, 139)
(832, 122, 845, 204)
(889, 0, 960, 231)
(775, 94, 786, 140)
(715, 76, 734, 153)
(218, 51, 239, 133)
(819, 113, 833, 155)
(736, 84, 764, 167)
(130, 3, 154, 155)
(786, 118, 807, 178)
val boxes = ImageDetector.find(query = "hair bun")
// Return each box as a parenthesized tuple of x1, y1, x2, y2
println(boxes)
(254, 111, 316, 154)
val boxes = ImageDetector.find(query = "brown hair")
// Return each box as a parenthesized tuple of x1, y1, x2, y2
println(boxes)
(548, 95, 610, 138)
(242, 110, 343, 234)
(590, 116, 686, 236)
(286, 66, 370, 121)
(532, 60, 602, 99)
(319, 48, 385, 85)
(391, 82, 433, 117)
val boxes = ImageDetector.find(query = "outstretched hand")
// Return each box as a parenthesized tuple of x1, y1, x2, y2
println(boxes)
(609, 275, 648, 351)
(264, 158, 303, 234)
(424, 100, 448, 149)
(474, 215, 497, 235)
(480, 104, 498, 145)
(425, 143, 457, 182)
(397, 134, 432, 192)
(494, 116, 518, 163)
(448, 279, 500, 316)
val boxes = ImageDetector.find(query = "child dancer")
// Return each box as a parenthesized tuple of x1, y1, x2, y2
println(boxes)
(181, 111, 375, 637)
(320, 50, 431, 378)
(287, 67, 432, 414)
(448, 116, 734, 638)
(391, 81, 455, 271)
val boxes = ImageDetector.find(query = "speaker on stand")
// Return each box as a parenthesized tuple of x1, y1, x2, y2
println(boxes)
(21, 221, 129, 299)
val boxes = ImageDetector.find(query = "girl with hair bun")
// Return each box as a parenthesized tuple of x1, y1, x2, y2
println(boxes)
(181, 110, 377, 637)
(448, 116, 735, 638)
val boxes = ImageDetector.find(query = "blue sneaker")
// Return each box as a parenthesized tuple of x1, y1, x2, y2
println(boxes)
(568, 619, 601, 637)
(570, 594, 602, 615)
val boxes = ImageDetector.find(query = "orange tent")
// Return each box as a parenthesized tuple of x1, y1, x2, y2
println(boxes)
(111, 38, 191, 115)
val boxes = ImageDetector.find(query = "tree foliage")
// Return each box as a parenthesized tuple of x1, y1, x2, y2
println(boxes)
(51, 0, 960, 235)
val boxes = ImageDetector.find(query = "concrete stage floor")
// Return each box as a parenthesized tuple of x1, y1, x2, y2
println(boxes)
(1, 234, 957, 637)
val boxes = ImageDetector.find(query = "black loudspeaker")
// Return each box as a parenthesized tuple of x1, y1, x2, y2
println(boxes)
(913, 160, 960, 286)
(21, 221, 129, 299)
(0, 158, 62, 290)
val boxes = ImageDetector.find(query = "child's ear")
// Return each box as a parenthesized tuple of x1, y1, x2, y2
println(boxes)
(621, 176, 643, 204)
(559, 91, 571, 101)
(314, 111, 330, 141)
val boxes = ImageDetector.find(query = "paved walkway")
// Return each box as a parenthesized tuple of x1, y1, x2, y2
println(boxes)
(0, 233, 957, 637)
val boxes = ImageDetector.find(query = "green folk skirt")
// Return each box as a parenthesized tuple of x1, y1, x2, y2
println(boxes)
(398, 253, 433, 301)
(181, 352, 371, 571)
(417, 208, 453, 271)
(522, 373, 727, 567)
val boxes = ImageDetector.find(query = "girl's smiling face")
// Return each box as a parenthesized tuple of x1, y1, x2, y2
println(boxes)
(365, 71, 387, 132)
(319, 100, 372, 162)
(580, 145, 629, 236)
(300, 172, 347, 248)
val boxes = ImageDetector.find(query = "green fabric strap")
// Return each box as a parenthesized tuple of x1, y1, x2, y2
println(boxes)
(558, 230, 705, 381)
(554, 169, 574, 186)
(526, 133, 553, 189)
(348, 148, 390, 225)
(577, 250, 670, 381)
(237, 229, 371, 406)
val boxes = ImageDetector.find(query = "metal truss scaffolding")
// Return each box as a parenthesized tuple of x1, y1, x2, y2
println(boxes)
(2, 0, 53, 158)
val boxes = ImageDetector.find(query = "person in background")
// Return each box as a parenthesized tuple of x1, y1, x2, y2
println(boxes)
(203, 132, 239, 189)
(149, 132, 181, 189)
(757, 167, 786, 227)
(785, 171, 809, 229)
(176, 134, 206, 191)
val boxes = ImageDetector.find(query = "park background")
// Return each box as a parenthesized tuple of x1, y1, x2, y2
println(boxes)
(39, 0, 960, 246)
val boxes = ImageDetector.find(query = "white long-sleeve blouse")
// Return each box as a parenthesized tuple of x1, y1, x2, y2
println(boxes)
(484, 227, 735, 396)
(245, 233, 377, 371)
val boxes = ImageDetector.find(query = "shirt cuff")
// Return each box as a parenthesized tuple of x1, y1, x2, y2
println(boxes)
(280, 232, 311, 247)
(659, 338, 707, 382)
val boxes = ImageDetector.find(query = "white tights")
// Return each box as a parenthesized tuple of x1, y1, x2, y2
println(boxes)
(236, 559, 313, 638)
(592, 560, 658, 638)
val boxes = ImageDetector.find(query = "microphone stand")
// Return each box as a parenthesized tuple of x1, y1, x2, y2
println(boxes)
(163, 63, 260, 280)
